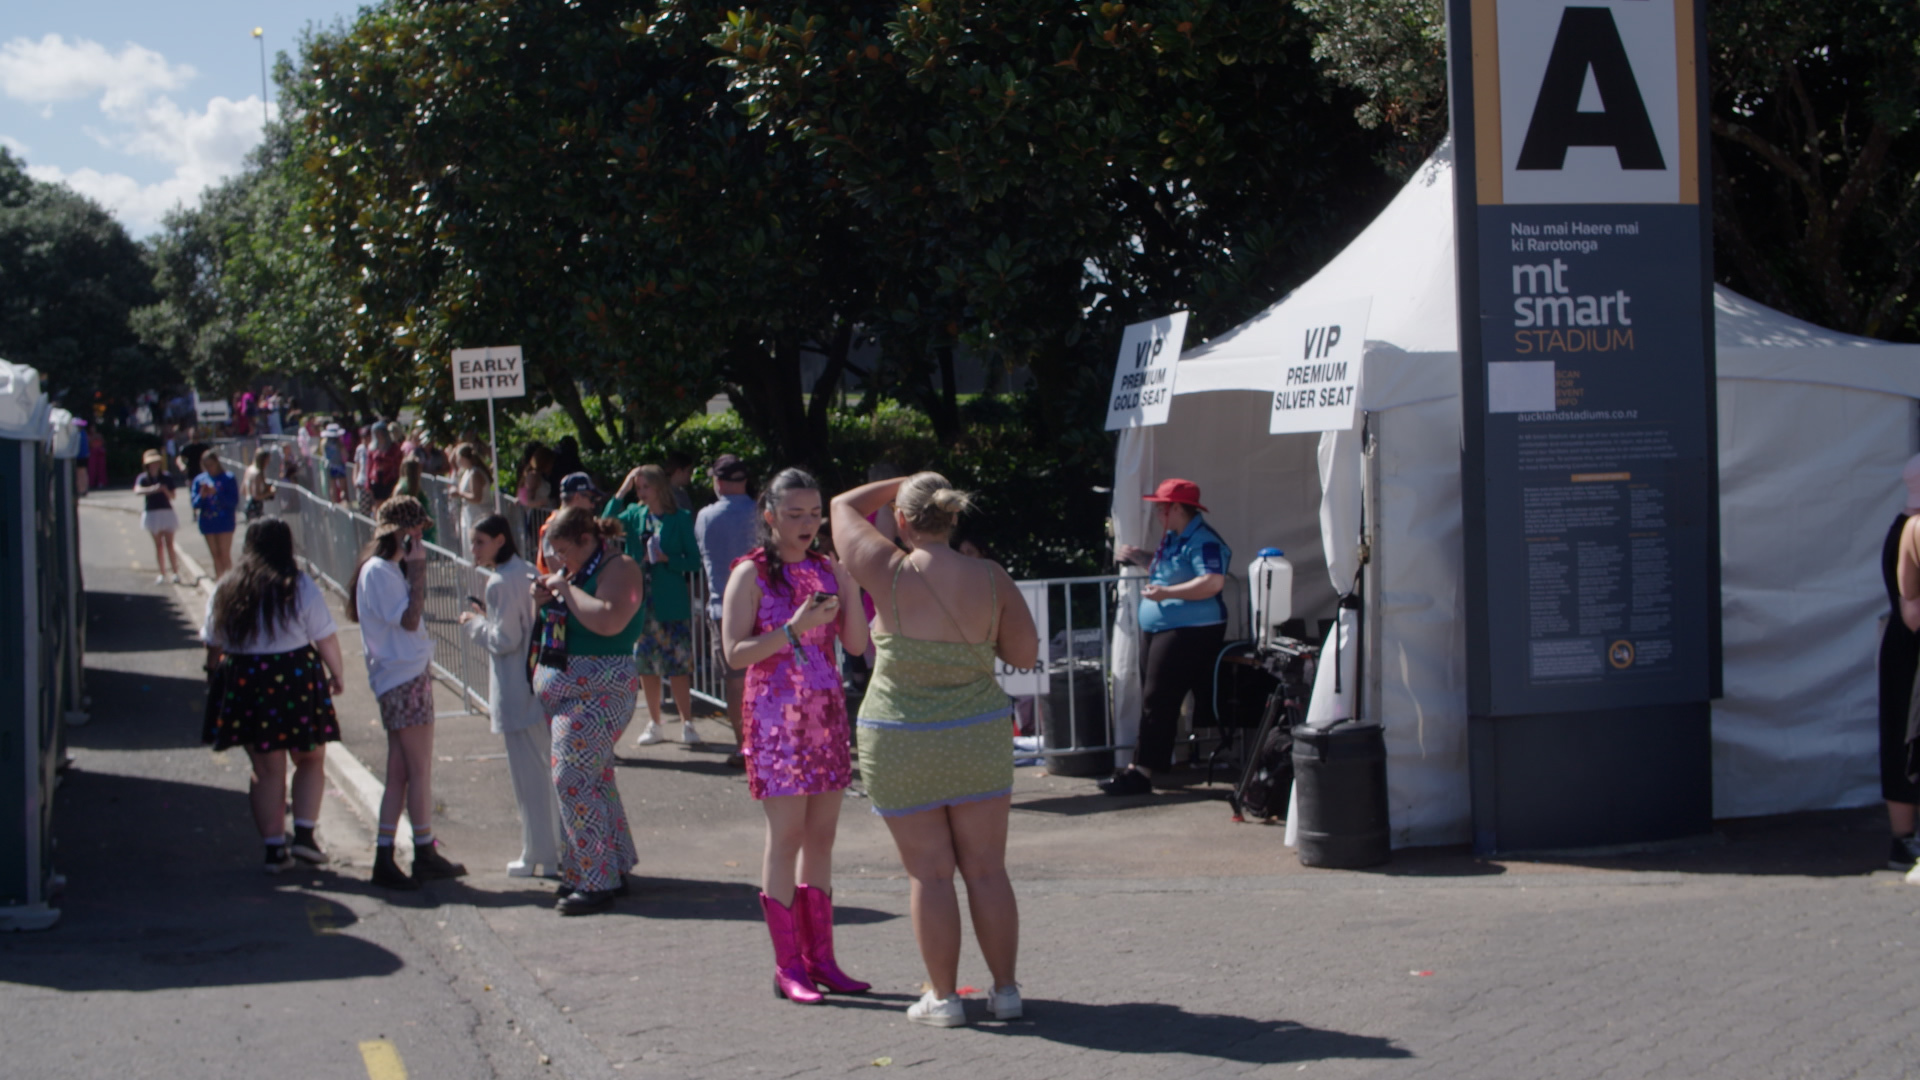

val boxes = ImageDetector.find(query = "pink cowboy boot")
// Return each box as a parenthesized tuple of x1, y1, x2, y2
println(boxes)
(760, 892, 824, 1004)
(794, 883, 872, 994)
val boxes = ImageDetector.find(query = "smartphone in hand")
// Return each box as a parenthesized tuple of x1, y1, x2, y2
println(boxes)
(466, 595, 485, 611)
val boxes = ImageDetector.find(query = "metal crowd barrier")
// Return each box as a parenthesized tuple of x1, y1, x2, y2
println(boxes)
(224, 465, 728, 718)
(1017, 574, 1139, 762)
(271, 479, 492, 714)
(211, 437, 1131, 750)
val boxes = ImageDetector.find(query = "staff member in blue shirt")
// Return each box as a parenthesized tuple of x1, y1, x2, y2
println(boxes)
(190, 449, 243, 580)
(1103, 479, 1230, 797)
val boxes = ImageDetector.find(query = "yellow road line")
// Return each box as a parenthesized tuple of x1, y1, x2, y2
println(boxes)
(359, 1039, 407, 1080)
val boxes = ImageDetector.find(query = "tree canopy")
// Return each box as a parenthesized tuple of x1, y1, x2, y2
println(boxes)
(279, 0, 1393, 461)
(0, 149, 164, 411)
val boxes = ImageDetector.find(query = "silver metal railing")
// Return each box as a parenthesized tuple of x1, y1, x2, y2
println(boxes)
(215, 437, 1135, 751)
(1012, 574, 1141, 762)
(271, 478, 493, 714)
(215, 453, 727, 719)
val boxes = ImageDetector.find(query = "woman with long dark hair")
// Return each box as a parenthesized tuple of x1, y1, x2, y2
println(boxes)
(459, 514, 563, 878)
(200, 518, 348, 872)
(534, 507, 645, 915)
(722, 468, 870, 1003)
(349, 496, 467, 890)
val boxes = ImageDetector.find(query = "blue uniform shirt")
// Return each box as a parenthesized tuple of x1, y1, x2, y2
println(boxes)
(1138, 515, 1231, 633)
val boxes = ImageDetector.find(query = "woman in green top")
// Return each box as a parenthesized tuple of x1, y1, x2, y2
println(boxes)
(532, 507, 645, 916)
(606, 463, 705, 746)
(831, 472, 1039, 1029)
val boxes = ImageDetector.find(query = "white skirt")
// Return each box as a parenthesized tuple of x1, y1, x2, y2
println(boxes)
(141, 507, 179, 535)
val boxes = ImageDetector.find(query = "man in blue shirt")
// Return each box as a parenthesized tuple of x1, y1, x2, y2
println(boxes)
(694, 454, 758, 765)
(1104, 478, 1231, 796)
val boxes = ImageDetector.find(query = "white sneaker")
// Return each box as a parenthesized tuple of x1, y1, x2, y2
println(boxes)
(171, 573, 183, 585)
(635, 721, 665, 746)
(907, 990, 967, 1028)
(680, 718, 703, 745)
(988, 983, 1023, 1020)
(154, 574, 168, 585)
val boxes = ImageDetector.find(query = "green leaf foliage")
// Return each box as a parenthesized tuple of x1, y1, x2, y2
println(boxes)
(0, 149, 165, 412)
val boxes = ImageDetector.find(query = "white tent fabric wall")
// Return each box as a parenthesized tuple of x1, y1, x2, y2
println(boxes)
(1713, 379, 1909, 816)
(1109, 425, 1155, 769)
(1366, 396, 1471, 844)
(1110, 140, 1920, 848)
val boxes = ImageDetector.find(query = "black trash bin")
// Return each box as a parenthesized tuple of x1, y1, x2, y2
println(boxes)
(1291, 721, 1390, 868)
(1040, 664, 1113, 778)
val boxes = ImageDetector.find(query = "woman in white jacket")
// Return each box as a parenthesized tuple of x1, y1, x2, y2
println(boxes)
(460, 513, 564, 878)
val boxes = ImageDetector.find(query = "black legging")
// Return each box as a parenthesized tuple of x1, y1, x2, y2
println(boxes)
(1137, 623, 1226, 773)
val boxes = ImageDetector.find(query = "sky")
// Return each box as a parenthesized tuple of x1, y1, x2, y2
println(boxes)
(0, 0, 370, 237)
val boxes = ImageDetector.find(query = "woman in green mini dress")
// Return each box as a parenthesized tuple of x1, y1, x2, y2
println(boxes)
(832, 472, 1038, 1028)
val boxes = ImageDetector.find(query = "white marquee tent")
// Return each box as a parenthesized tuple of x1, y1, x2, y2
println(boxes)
(1110, 144, 1920, 847)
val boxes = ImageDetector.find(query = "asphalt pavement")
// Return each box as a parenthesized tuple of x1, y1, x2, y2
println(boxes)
(4, 488, 1918, 1080)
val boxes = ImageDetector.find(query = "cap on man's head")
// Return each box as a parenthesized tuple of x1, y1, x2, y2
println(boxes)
(559, 472, 601, 497)
(371, 419, 389, 432)
(710, 454, 751, 482)
(1142, 478, 1208, 513)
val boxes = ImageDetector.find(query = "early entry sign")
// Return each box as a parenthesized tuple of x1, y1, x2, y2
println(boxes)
(451, 346, 527, 401)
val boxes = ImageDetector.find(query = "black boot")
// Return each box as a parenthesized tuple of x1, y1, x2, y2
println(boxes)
(371, 846, 419, 891)
(412, 841, 468, 881)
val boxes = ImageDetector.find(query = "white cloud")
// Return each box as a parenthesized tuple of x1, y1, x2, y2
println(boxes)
(0, 35, 268, 235)
(0, 34, 195, 112)
(0, 134, 27, 157)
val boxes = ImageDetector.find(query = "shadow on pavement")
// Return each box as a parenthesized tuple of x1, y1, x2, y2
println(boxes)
(386, 875, 899, 925)
(1494, 807, 1896, 878)
(1348, 847, 1509, 878)
(0, 888, 403, 993)
(1012, 789, 1226, 816)
(982, 1001, 1411, 1063)
(3, 770, 405, 991)
(611, 753, 743, 779)
(67, 668, 208, 751)
(84, 590, 203, 654)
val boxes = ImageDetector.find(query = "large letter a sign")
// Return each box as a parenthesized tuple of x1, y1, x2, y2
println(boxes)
(1447, 0, 1717, 853)
(1493, 0, 1690, 205)
(1516, 8, 1665, 172)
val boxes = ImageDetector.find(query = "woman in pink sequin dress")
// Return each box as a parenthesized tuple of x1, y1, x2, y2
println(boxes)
(722, 468, 871, 1004)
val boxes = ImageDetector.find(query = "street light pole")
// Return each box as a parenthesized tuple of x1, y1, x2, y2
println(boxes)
(252, 28, 269, 127)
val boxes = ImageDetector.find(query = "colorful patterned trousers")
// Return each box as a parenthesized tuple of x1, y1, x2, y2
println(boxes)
(535, 655, 639, 892)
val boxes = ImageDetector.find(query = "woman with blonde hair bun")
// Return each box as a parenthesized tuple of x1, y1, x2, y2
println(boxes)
(831, 471, 1039, 1028)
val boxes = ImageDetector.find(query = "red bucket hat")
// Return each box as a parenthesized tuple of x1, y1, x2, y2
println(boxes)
(1143, 478, 1207, 513)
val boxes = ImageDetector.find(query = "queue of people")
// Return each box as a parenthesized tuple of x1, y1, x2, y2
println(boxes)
(189, 448, 1040, 1027)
